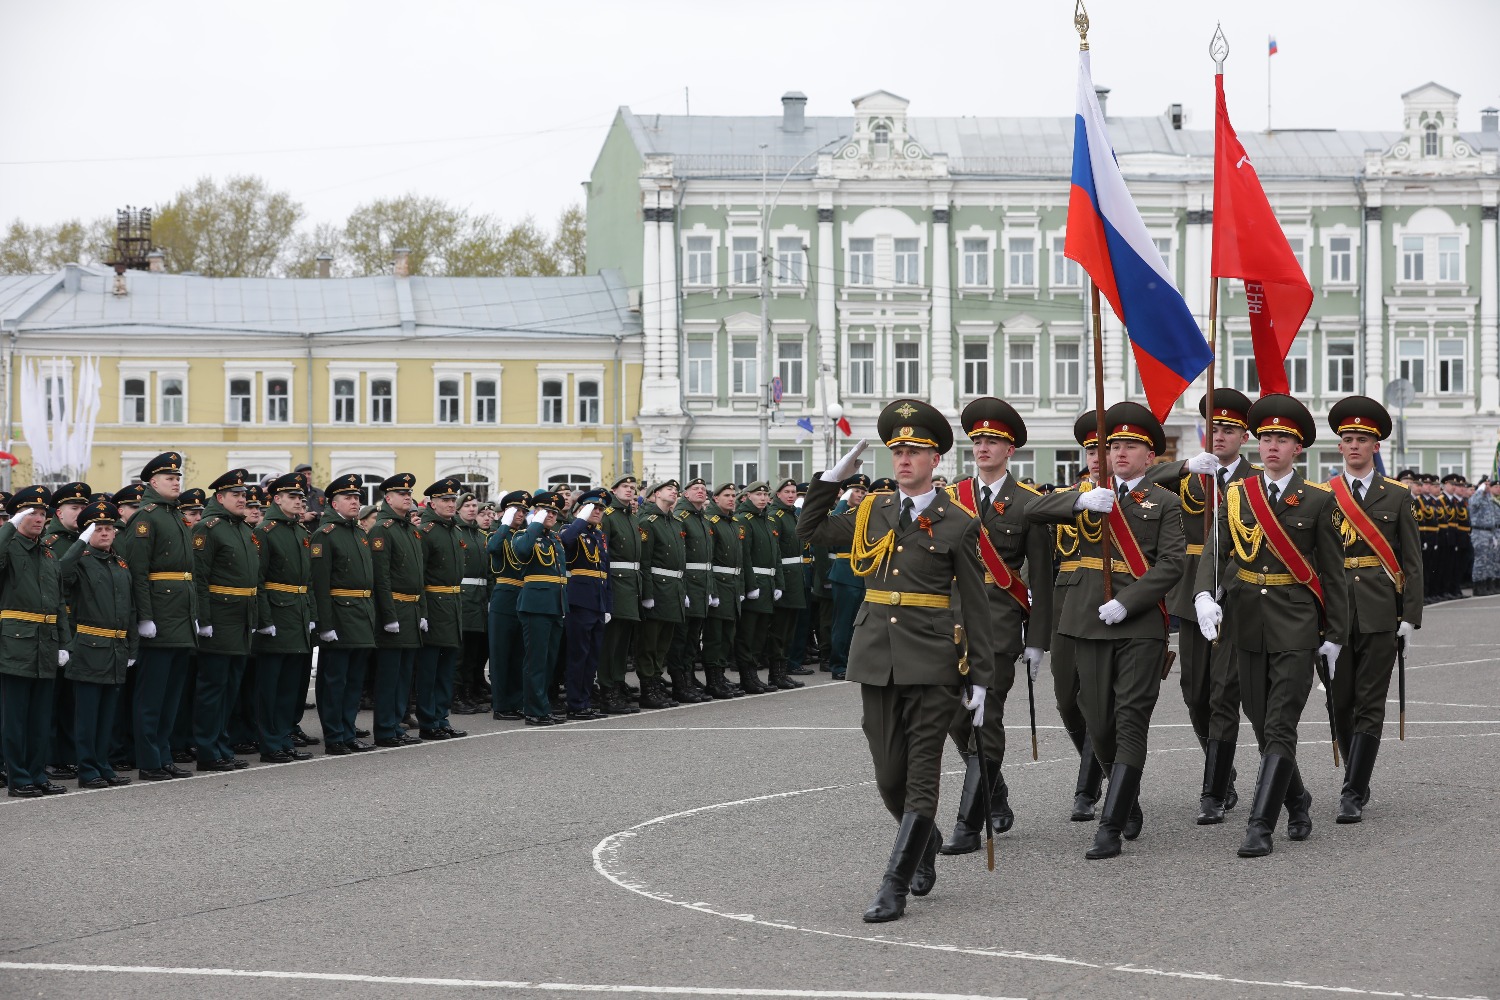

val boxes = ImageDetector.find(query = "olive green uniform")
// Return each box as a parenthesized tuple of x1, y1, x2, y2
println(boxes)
(60, 538, 136, 784)
(635, 503, 686, 688)
(41, 519, 81, 771)
(191, 499, 260, 764)
(0, 519, 67, 791)
(599, 501, 643, 695)
(733, 499, 782, 689)
(703, 508, 747, 695)
(763, 498, 806, 686)
(416, 507, 465, 730)
(370, 505, 427, 741)
(254, 505, 315, 754)
(456, 516, 492, 708)
(310, 510, 376, 746)
(667, 498, 714, 698)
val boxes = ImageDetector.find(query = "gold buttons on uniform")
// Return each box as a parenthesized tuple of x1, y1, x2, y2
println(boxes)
(1354, 575, 1361, 582)
(892, 568, 900, 576)
(890, 616, 898, 623)
(896, 545, 903, 552)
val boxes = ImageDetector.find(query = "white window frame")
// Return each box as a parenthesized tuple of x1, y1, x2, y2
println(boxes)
(1005, 234, 1038, 291)
(959, 230, 996, 290)
(1151, 234, 1177, 283)
(1050, 234, 1082, 290)
(893, 237, 921, 286)
(776, 449, 806, 483)
(682, 229, 718, 288)
(847, 338, 877, 397)
(776, 337, 805, 398)
(1396, 337, 1427, 394)
(731, 449, 759, 486)
(328, 450, 397, 503)
(1394, 210, 1467, 287)
(961, 339, 990, 398)
(730, 337, 759, 397)
(1231, 337, 1260, 394)
(224, 367, 257, 424)
(846, 237, 876, 286)
(264, 372, 291, 424)
(1054, 448, 1082, 487)
(686, 339, 715, 397)
(1285, 337, 1310, 395)
(1323, 228, 1359, 286)
(730, 234, 760, 287)
(1325, 337, 1357, 395)
(118, 360, 166, 425)
(1436, 335, 1467, 395)
(121, 374, 149, 425)
(331, 376, 359, 424)
(577, 378, 602, 424)
(893, 338, 922, 396)
(473, 375, 498, 424)
(367, 373, 395, 425)
(536, 450, 603, 489)
(436, 376, 462, 424)
(685, 449, 714, 485)
(1437, 451, 1466, 478)
(539, 376, 566, 424)
(774, 232, 808, 288)
(1007, 339, 1037, 398)
(1010, 449, 1036, 482)
(1052, 338, 1082, 399)
(159, 372, 187, 425)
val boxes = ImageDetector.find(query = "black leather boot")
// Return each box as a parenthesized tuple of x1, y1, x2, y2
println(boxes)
(1284, 763, 1312, 841)
(669, 668, 703, 704)
(1070, 732, 1104, 821)
(1337, 732, 1380, 823)
(862, 812, 935, 923)
(703, 663, 735, 700)
(737, 666, 773, 694)
(1238, 754, 1295, 857)
(989, 769, 1014, 834)
(1197, 738, 1237, 825)
(909, 820, 944, 897)
(1086, 763, 1141, 859)
(769, 658, 803, 690)
(638, 676, 673, 709)
(1123, 786, 1144, 841)
(939, 755, 984, 855)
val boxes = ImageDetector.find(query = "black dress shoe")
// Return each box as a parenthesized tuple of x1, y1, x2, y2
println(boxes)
(395, 734, 422, 746)
(171, 749, 196, 763)
(524, 715, 558, 726)
(197, 759, 236, 772)
(374, 737, 405, 748)
(7, 785, 43, 798)
(567, 708, 604, 720)
(105, 774, 132, 786)
(345, 740, 378, 753)
(493, 710, 524, 721)
(288, 749, 314, 760)
(232, 742, 259, 755)
(324, 742, 353, 756)
(47, 763, 79, 779)
(162, 763, 193, 778)
(111, 760, 134, 772)
(291, 730, 321, 747)
(260, 751, 295, 764)
(229, 758, 249, 769)
(80, 777, 111, 789)
(440, 726, 467, 738)
(35, 780, 68, 795)
(419, 728, 451, 740)
(787, 665, 815, 676)
(138, 768, 172, 782)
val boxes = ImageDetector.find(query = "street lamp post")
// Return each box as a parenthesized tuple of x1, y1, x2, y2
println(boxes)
(824, 399, 843, 474)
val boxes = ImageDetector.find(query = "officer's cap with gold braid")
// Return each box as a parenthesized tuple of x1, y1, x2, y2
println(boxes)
(9, 485, 51, 514)
(840, 473, 871, 491)
(209, 469, 250, 494)
(574, 487, 609, 509)
(1198, 387, 1252, 430)
(1072, 409, 1101, 447)
(245, 485, 266, 508)
(380, 472, 416, 493)
(177, 488, 206, 511)
(498, 489, 532, 511)
(111, 483, 143, 507)
(424, 477, 463, 499)
(78, 499, 120, 529)
(325, 474, 363, 498)
(877, 398, 954, 455)
(141, 452, 184, 480)
(869, 477, 897, 494)
(960, 396, 1027, 449)
(530, 490, 564, 513)
(1326, 395, 1392, 441)
(267, 472, 306, 497)
(51, 481, 91, 508)
(1103, 401, 1166, 453)
(1248, 393, 1316, 446)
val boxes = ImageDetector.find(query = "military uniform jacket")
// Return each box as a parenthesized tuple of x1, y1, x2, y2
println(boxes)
(561, 518, 611, 614)
(310, 511, 376, 648)
(808, 529, 833, 598)
(192, 500, 261, 656)
(1194, 472, 1350, 653)
(826, 500, 864, 591)
(673, 499, 714, 618)
(1330, 474, 1423, 635)
(734, 501, 782, 614)
(1028, 480, 1187, 641)
(638, 503, 686, 624)
(1145, 457, 1259, 618)
(706, 508, 746, 620)
(458, 518, 491, 631)
(487, 522, 524, 616)
(950, 475, 1056, 653)
(115, 486, 198, 648)
(0, 519, 67, 679)
(767, 499, 806, 610)
(371, 504, 427, 648)
(601, 503, 643, 621)
(418, 508, 465, 648)
(255, 505, 314, 654)
(61, 539, 136, 684)
(797, 477, 996, 688)
(512, 522, 568, 617)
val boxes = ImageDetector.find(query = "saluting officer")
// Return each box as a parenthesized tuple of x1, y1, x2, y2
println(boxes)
(115, 453, 198, 782)
(826, 473, 870, 683)
(415, 477, 468, 740)
(1028, 402, 1186, 860)
(667, 478, 713, 704)
(106, 482, 144, 769)
(733, 482, 780, 695)
(454, 493, 491, 714)
(1325, 396, 1423, 824)
(939, 397, 1054, 854)
(599, 476, 643, 710)
(310, 475, 378, 755)
(42, 481, 90, 781)
(487, 491, 531, 719)
(798, 399, 995, 923)
(702, 482, 746, 701)
(369, 473, 426, 746)
(252, 473, 315, 762)
(1193, 394, 1350, 858)
(513, 490, 568, 726)
(60, 499, 135, 788)
(636, 478, 687, 710)
(763, 479, 806, 690)
(561, 488, 611, 719)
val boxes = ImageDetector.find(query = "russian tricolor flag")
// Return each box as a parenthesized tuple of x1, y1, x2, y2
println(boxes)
(1065, 51, 1211, 421)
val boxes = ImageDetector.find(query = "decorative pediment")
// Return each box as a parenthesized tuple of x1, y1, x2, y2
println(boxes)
(1370, 81, 1491, 177)
(830, 89, 944, 179)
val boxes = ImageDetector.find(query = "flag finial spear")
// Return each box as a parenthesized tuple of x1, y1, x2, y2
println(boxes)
(1074, 0, 1090, 51)
(1210, 22, 1230, 72)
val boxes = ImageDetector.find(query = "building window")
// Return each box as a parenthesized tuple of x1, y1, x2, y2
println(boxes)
(540, 379, 564, 423)
(474, 379, 497, 424)
(161, 378, 184, 424)
(1008, 341, 1036, 397)
(732, 449, 758, 486)
(894, 342, 921, 395)
(962, 238, 990, 287)
(777, 449, 805, 483)
(962, 341, 989, 396)
(731, 339, 758, 396)
(1007, 237, 1036, 288)
(1232, 339, 1260, 393)
(1437, 236, 1461, 282)
(775, 236, 805, 286)
(1052, 238, 1081, 288)
(849, 342, 875, 395)
(1010, 449, 1036, 482)
(731, 236, 758, 285)
(1326, 340, 1356, 394)
(1437, 338, 1466, 394)
(685, 236, 713, 287)
(1153, 237, 1174, 278)
(1286, 236, 1308, 277)
(687, 340, 714, 395)
(893, 238, 920, 285)
(455, 472, 491, 503)
(847, 238, 875, 286)
(369, 378, 392, 424)
(1402, 236, 1425, 282)
(1054, 448, 1082, 487)
(1327, 236, 1353, 283)
(873, 125, 890, 157)
(1437, 451, 1465, 477)
(1397, 339, 1426, 393)
(438, 378, 460, 423)
(1053, 340, 1081, 397)
(1424, 122, 1440, 157)
(228, 377, 252, 423)
(776, 339, 804, 397)
(577, 379, 601, 424)
(1317, 451, 1344, 482)
(333, 378, 357, 423)
(123, 378, 146, 424)
(266, 376, 289, 423)
(43, 375, 65, 421)
(686, 449, 713, 485)
(1285, 339, 1310, 395)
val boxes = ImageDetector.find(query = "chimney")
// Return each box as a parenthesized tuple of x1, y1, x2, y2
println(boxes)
(1095, 85, 1110, 119)
(1484, 107, 1499, 134)
(111, 262, 128, 297)
(147, 250, 165, 273)
(782, 91, 807, 133)
(393, 247, 410, 278)
(1169, 103, 1184, 130)
(63, 262, 83, 293)
(316, 253, 333, 279)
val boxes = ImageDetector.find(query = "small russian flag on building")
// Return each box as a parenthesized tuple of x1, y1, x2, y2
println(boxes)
(1268, 36, 1278, 56)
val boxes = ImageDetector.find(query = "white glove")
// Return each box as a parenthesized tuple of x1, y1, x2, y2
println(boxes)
(1396, 621, 1416, 642)
(641, 598, 656, 609)
(839, 488, 854, 505)
(962, 685, 987, 728)
(256, 625, 277, 637)
(15, 508, 44, 531)
(419, 617, 429, 632)
(58, 650, 69, 667)
(773, 588, 783, 601)
(794, 497, 804, 510)
(575, 503, 596, 522)
(1318, 641, 1342, 678)
(79, 523, 97, 545)
(822, 438, 869, 482)
(197, 624, 214, 638)
(604, 612, 612, 624)
(1022, 646, 1043, 682)
(320, 629, 339, 643)
(383, 622, 400, 633)
(1076, 486, 1116, 514)
(138, 620, 157, 639)
(683, 596, 691, 608)
(709, 595, 720, 608)
(1098, 599, 1127, 625)
(1185, 451, 1219, 475)
(527, 508, 549, 525)
(308, 621, 317, 633)
(127, 658, 135, 667)
(1194, 592, 1222, 642)
(507, 507, 527, 528)
(746, 588, 761, 600)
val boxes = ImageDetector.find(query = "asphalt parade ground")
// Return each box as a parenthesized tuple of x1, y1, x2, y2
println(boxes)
(3, 601, 1497, 1000)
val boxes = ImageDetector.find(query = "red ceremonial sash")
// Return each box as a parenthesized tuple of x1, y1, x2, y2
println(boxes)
(1243, 477, 1326, 609)
(1106, 502, 1152, 578)
(954, 479, 1031, 614)
(1328, 475, 1405, 592)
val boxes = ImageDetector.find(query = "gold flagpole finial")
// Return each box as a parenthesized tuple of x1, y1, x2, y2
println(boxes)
(1210, 22, 1230, 72)
(1074, 0, 1090, 50)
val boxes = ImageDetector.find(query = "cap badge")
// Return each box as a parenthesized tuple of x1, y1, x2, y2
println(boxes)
(895, 402, 918, 419)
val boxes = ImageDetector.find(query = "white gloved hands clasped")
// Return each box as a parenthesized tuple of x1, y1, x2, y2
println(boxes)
(138, 620, 157, 639)
(1194, 592, 1222, 642)
(604, 612, 612, 624)
(58, 650, 69, 667)
(683, 596, 691, 608)
(641, 598, 656, 610)
(746, 588, 761, 601)
(320, 629, 339, 643)
(708, 595, 720, 608)
(418, 618, 429, 632)
(257, 625, 277, 637)
(1098, 599, 1127, 626)
(1076, 486, 1116, 514)
(821, 439, 869, 483)
(773, 588, 783, 601)
(383, 622, 400, 633)
(962, 685, 987, 728)
(1185, 451, 1220, 475)
(196, 624, 214, 638)
(1022, 646, 1043, 682)
(1318, 641, 1343, 679)
(1396, 621, 1416, 643)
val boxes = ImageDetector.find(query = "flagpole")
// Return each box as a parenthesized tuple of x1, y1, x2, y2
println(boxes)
(1266, 36, 1273, 132)
(1208, 25, 1229, 602)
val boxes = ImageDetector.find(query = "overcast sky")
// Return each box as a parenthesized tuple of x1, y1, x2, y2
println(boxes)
(2, 0, 1496, 234)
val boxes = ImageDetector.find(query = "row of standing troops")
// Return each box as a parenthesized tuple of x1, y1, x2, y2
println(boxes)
(794, 388, 1421, 923)
(1407, 470, 1475, 603)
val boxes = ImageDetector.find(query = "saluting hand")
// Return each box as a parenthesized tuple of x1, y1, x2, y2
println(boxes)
(822, 439, 869, 483)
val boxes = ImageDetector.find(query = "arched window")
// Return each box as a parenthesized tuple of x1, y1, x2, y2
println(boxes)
(1424, 122, 1440, 157)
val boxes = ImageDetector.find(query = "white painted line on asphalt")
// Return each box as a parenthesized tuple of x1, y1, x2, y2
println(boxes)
(1391, 699, 1500, 709)
(1407, 657, 1498, 671)
(1114, 963, 1487, 999)
(0, 962, 1025, 1000)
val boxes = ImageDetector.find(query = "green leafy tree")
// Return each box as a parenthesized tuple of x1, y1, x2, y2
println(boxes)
(282, 222, 347, 278)
(151, 175, 304, 277)
(551, 203, 586, 276)
(343, 194, 465, 276)
(0, 217, 112, 274)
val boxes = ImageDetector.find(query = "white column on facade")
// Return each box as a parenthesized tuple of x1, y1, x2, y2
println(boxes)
(1103, 309, 1127, 402)
(1363, 196, 1386, 399)
(1478, 187, 1498, 413)
(656, 191, 681, 403)
(638, 184, 663, 403)
(929, 193, 955, 415)
(1183, 195, 1210, 333)
(816, 192, 837, 411)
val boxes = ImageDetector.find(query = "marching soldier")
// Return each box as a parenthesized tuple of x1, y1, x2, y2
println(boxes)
(1028, 402, 1186, 860)
(702, 482, 746, 700)
(454, 494, 491, 714)
(42, 481, 90, 781)
(191, 469, 259, 771)
(1325, 396, 1423, 824)
(60, 499, 135, 788)
(826, 474, 870, 683)
(310, 475, 378, 755)
(488, 490, 533, 719)
(636, 478, 687, 709)
(369, 473, 426, 746)
(513, 490, 568, 726)
(252, 472, 315, 762)
(733, 482, 781, 695)
(939, 397, 1054, 854)
(415, 478, 468, 740)
(763, 479, 807, 690)
(668, 478, 713, 703)
(599, 476, 643, 711)
(1143, 388, 1256, 824)
(797, 399, 995, 923)
(1193, 394, 1350, 857)
(561, 488, 612, 719)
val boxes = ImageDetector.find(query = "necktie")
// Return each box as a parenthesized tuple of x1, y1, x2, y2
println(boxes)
(1352, 478, 1365, 504)
(980, 485, 992, 511)
(899, 498, 914, 529)
(1268, 483, 1281, 506)
(1216, 467, 1228, 498)
(1118, 482, 1129, 501)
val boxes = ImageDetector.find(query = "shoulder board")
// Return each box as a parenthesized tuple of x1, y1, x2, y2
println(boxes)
(1015, 480, 1041, 496)
(1383, 477, 1409, 490)
(644, 513, 657, 522)
(321, 523, 337, 534)
(41, 535, 57, 548)
(261, 520, 276, 531)
(142, 503, 157, 513)
(708, 514, 720, 523)
(1248, 463, 1264, 471)
(674, 510, 688, 520)
(1149, 482, 1176, 496)
(603, 506, 616, 515)
(204, 516, 221, 528)
(380, 518, 395, 527)
(1304, 480, 1331, 492)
